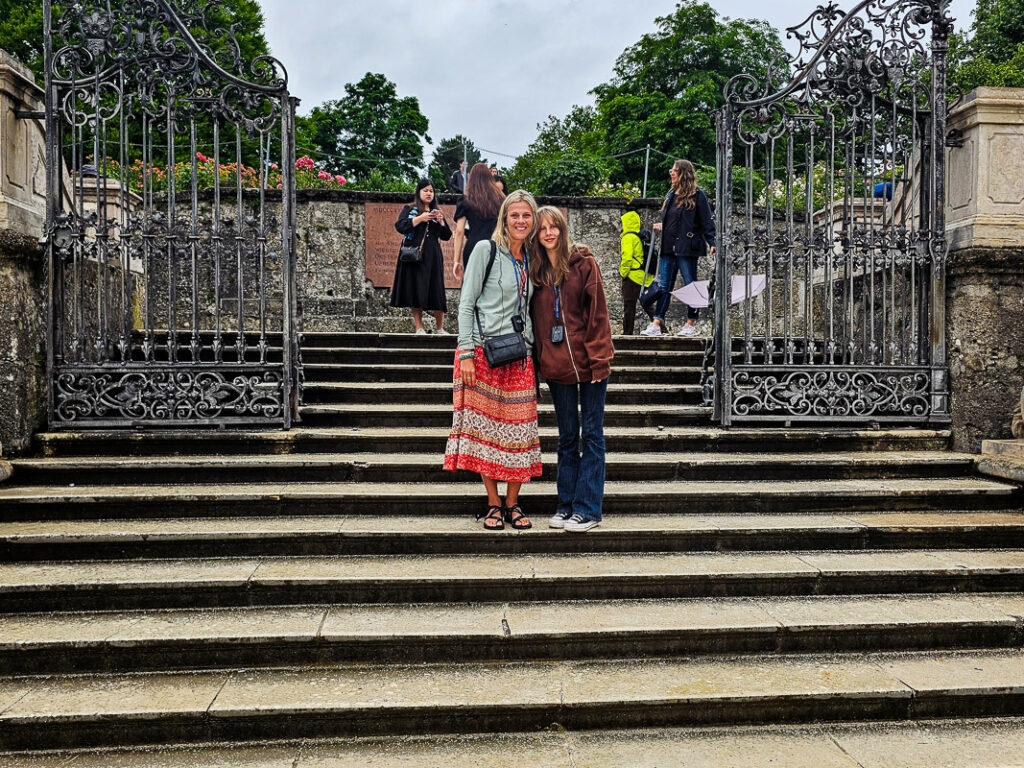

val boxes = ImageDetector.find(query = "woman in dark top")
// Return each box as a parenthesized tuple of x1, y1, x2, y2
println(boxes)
(452, 163, 504, 282)
(392, 178, 452, 334)
(642, 158, 716, 337)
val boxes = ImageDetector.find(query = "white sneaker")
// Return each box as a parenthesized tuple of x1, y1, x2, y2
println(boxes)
(563, 514, 600, 532)
(436, 327, 451, 335)
(414, 328, 427, 335)
(548, 511, 573, 529)
(640, 322, 663, 337)
(676, 324, 697, 338)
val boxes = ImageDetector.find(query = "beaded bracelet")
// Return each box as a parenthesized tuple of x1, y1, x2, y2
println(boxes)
(458, 351, 475, 360)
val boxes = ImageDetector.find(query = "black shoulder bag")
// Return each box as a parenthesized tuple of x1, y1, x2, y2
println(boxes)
(398, 209, 427, 263)
(475, 241, 529, 368)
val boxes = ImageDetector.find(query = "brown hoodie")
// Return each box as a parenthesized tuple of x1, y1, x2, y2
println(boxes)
(531, 247, 614, 385)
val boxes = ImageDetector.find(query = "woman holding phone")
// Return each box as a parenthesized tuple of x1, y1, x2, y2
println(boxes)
(392, 178, 451, 333)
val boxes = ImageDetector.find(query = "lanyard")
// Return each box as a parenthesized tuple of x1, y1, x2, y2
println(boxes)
(553, 285, 561, 321)
(509, 252, 527, 314)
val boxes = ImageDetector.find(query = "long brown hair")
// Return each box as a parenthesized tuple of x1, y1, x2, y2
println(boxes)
(530, 206, 571, 287)
(661, 158, 698, 210)
(464, 162, 504, 219)
(492, 189, 538, 253)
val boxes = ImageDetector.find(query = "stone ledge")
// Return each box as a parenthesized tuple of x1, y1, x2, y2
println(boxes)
(0, 228, 42, 262)
(977, 440, 1024, 484)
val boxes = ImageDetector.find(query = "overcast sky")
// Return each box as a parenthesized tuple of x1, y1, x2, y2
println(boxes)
(257, 0, 977, 167)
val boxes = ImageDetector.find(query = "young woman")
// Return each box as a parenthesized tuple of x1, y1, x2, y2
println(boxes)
(392, 179, 451, 334)
(444, 189, 542, 530)
(452, 163, 504, 282)
(642, 159, 716, 338)
(530, 207, 613, 533)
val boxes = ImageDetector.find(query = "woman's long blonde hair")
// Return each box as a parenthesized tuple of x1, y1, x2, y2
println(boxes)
(662, 158, 698, 210)
(492, 189, 538, 253)
(530, 206, 571, 287)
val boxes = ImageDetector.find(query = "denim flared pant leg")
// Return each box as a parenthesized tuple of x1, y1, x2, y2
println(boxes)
(547, 378, 609, 522)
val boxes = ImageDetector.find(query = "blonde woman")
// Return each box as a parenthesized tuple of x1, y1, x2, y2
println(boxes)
(444, 190, 542, 530)
(529, 207, 613, 532)
(642, 159, 716, 337)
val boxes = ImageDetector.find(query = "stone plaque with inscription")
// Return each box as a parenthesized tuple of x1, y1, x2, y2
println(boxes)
(364, 203, 459, 289)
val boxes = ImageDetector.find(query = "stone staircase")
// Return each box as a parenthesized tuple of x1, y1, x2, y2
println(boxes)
(1, 332, 1024, 764)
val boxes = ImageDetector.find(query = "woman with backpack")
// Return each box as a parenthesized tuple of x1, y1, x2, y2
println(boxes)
(444, 190, 542, 531)
(619, 209, 655, 335)
(641, 159, 716, 338)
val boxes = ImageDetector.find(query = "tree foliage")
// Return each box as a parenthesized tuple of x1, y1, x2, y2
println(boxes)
(427, 135, 485, 191)
(0, 0, 269, 82)
(296, 73, 429, 182)
(593, 1, 786, 187)
(508, 1, 787, 197)
(951, 0, 1024, 91)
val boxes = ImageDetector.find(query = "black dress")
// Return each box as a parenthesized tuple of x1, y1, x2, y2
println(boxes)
(391, 205, 451, 312)
(454, 199, 498, 268)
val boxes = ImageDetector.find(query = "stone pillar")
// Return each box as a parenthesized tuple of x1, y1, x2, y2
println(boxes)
(0, 51, 47, 456)
(945, 87, 1024, 452)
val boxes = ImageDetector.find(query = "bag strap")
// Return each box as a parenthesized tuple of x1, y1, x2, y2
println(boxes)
(474, 240, 499, 340)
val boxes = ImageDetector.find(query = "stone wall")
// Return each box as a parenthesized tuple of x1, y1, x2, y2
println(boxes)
(293, 190, 700, 334)
(946, 246, 1024, 451)
(0, 52, 46, 456)
(945, 88, 1024, 451)
(0, 229, 45, 456)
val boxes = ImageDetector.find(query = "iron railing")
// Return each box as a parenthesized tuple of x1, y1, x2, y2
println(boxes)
(707, 0, 953, 425)
(43, 0, 300, 428)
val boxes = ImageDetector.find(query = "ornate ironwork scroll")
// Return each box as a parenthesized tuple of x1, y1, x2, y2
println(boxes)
(43, 0, 300, 428)
(709, 0, 953, 425)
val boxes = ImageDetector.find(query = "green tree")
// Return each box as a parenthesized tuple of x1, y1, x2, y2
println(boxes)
(0, 0, 270, 82)
(427, 135, 485, 192)
(297, 73, 430, 182)
(952, 0, 1024, 91)
(592, 1, 787, 187)
(506, 106, 602, 192)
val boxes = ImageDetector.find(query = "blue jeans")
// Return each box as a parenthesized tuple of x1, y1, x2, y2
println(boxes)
(654, 252, 699, 322)
(547, 379, 608, 522)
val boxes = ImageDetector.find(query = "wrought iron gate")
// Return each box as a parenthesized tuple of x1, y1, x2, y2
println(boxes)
(710, 0, 953, 425)
(43, 0, 300, 428)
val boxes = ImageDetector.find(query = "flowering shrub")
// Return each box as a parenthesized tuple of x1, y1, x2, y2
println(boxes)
(590, 180, 643, 199)
(88, 154, 346, 193)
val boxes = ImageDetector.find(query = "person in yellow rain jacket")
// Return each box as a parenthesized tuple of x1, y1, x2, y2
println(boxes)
(618, 210, 655, 335)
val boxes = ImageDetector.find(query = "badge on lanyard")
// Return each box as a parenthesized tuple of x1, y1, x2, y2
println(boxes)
(551, 285, 565, 343)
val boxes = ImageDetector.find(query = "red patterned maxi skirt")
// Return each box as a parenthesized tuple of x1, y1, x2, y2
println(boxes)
(443, 347, 542, 482)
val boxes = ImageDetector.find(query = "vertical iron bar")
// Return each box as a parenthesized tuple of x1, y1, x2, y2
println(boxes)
(930, 11, 950, 419)
(714, 107, 733, 426)
(282, 96, 299, 428)
(166, 86, 177, 364)
(213, 117, 223, 363)
(235, 124, 246, 361)
(190, 119, 200, 362)
(258, 131, 268, 365)
(43, 0, 58, 424)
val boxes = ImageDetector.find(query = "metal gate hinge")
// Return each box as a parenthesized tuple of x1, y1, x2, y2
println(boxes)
(14, 109, 45, 120)
(945, 129, 964, 148)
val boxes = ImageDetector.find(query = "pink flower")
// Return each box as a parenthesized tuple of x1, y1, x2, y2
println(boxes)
(335, 175, 346, 185)
(271, 163, 278, 170)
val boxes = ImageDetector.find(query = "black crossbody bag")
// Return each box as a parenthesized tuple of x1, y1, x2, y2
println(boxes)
(474, 241, 529, 368)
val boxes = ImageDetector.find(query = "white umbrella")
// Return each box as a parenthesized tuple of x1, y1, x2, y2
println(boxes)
(671, 274, 767, 308)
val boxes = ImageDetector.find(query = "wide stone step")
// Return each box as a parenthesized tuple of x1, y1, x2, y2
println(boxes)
(33, 426, 954, 458)
(298, 403, 704, 428)
(6, 718, 1024, 767)
(0, 477, 1014, 522)
(2, 548, 1024, 611)
(3, 649, 1024, 750)
(3, 593, 1023, 675)
(303, 381, 704, 405)
(3, 511, 1020, 561)
(301, 331, 709, 352)
(8, 451, 976, 488)
(302, 362, 703, 384)
(301, 345, 717, 367)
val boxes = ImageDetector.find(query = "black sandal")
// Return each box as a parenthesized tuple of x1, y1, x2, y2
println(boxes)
(478, 505, 505, 531)
(503, 504, 532, 530)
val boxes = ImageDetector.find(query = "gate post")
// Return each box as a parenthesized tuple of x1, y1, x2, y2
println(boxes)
(713, 106, 734, 426)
